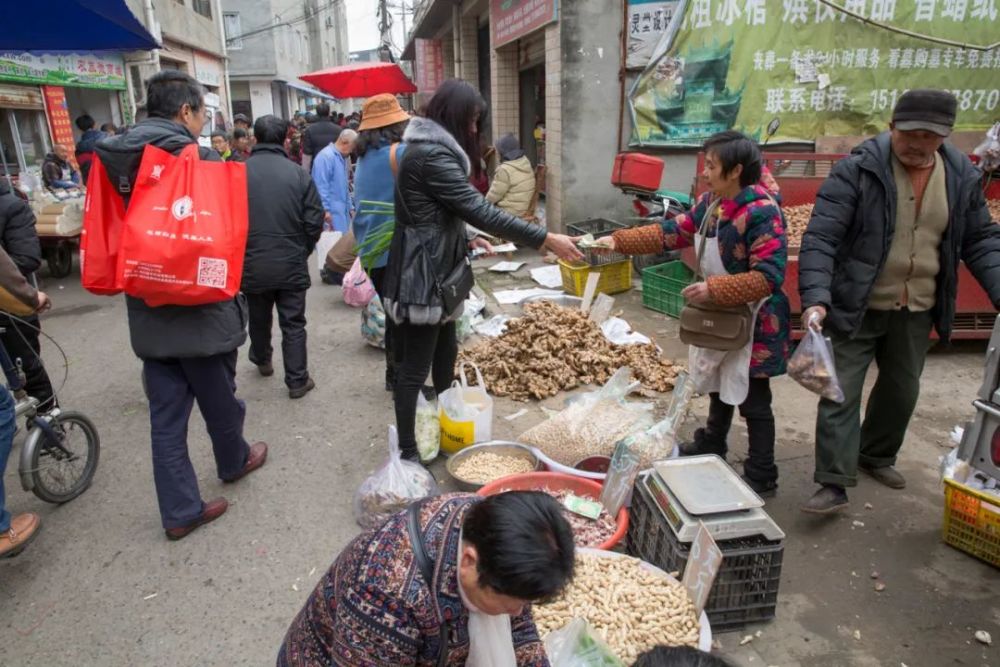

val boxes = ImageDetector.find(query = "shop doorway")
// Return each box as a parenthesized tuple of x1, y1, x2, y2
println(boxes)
(519, 64, 544, 167)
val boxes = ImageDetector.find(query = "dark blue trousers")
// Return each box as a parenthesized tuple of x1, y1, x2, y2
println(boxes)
(143, 350, 250, 529)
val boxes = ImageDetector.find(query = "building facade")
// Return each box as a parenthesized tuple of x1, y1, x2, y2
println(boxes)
(222, 0, 350, 120)
(402, 0, 627, 231)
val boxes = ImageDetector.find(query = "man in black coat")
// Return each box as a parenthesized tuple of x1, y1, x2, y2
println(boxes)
(301, 102, 342, 173)
(243, 115, 324, 398)
(0, 179, 57, 411)
(96, 71, 268, 540)
(798, 90, 1000, 514)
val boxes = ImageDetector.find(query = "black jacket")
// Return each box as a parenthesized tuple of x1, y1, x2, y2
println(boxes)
(242, 144, 325, 293)
(799, 132, 1000, 341)
(95, 118, 248, 360)
(382, 117, 547, 325)
(0, 180, 41, 277)
(302, 119, 342, 157)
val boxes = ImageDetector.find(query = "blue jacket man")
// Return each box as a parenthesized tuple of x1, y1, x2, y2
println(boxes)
(312, 129, 357, 234)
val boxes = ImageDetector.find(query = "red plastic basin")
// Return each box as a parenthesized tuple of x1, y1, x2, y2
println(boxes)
(477, 472, 629, 551)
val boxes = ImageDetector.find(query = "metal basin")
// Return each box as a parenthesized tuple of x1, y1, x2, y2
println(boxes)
(445, 441, 542, 491)
(519, 294, 583, 311)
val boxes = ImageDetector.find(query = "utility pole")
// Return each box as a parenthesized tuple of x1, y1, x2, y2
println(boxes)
(378, 0, 392, 61)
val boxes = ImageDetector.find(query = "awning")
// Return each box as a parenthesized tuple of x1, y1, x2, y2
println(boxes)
(1, 0, 160, 51)
(283, 79, 336, 101)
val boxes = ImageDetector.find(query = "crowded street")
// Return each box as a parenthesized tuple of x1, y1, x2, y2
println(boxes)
(0, 259, 996, 666)
(2, 0, 1000, 666)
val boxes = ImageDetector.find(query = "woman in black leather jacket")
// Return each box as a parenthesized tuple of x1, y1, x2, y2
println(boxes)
(383, 79, 582, 461)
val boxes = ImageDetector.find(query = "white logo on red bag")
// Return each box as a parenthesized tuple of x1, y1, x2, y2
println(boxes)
(151, 165, 165, 180)
(171, 196, 194, 221)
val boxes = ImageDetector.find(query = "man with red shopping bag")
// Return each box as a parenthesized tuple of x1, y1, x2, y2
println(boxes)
(95, 71, 268, 540)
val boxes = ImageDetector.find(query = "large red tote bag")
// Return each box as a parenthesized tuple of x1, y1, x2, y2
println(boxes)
(80, 155, 127, 295)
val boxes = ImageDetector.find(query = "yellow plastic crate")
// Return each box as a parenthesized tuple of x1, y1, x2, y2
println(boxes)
(558, 259, 632, 296)
(942, 477, 1000, 568)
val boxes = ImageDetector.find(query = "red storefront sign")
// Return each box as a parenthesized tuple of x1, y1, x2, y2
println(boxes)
(491, 0, 559, 48)
(42, 85, 76, 152)
(414, 38, 444, 93)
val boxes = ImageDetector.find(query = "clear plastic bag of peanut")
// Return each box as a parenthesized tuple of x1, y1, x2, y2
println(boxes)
(788, 324, 844, 403)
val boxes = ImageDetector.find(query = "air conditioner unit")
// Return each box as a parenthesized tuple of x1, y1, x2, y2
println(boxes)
(325, 16, 333, 28)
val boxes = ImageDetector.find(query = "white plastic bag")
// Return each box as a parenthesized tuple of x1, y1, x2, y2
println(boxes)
(466, 611, 517, 667)
(438, 362, 494, 455)
(415, 389, 440, 462)
(973, 122, 1000, 172)
(361, 294, 387, 349)
(343, 257, 376, 308)
(788, 325, 845, 403)
(353, 426, 439, 529)
(520, 368, 654, 466)
(315, 230, 341, 272)
(544, 617, 624, 667)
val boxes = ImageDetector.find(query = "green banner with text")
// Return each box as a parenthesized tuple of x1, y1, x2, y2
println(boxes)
(630, 0, 1000, 146)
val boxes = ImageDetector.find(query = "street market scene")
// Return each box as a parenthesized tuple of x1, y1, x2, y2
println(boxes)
(1, 0, 1000, 665)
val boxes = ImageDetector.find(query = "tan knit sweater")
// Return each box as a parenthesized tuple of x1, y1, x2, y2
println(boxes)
(869, 153, 949, 311)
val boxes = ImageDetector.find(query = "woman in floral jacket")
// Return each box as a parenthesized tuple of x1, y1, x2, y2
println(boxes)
(599, 131, 790, 496)
(277, 492, 574, 666)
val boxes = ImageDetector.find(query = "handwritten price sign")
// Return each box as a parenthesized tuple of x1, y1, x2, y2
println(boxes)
(681, 521, 722, 615)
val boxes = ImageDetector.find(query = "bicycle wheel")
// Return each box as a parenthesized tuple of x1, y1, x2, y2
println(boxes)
(29, 411, 100, 504)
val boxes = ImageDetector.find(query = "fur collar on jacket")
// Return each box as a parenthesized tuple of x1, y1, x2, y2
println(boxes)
(402, 117, 471, 176)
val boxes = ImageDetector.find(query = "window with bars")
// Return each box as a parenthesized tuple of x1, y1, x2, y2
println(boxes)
(192, 0, 212, 19)
(223, 12, 242, 50)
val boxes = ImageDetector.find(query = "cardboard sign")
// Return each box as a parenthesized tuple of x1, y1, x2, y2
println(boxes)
(681, 521, 723, 615)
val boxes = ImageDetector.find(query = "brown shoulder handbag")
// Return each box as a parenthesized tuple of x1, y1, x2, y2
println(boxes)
(678, 201, 753, 352)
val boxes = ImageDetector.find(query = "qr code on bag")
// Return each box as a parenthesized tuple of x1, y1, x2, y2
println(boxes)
(197, 257, 228, 288)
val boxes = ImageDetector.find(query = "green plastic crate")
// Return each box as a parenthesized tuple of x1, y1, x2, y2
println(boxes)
(641, 260, 695, 318)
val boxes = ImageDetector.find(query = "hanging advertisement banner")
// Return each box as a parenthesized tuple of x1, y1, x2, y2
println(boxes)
(414, 38, 444, 93)
(629, 0, 1000, 146)
(42, 86, 76, 152)
(627, 0, 682, 69)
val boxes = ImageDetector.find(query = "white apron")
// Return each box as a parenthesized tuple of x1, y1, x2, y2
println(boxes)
(688, 225, 765, 407)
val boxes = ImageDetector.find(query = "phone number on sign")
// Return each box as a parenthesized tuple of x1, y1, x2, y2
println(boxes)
(869, 88, 1000, 112)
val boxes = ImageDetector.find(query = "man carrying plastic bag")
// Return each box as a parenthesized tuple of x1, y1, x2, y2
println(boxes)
(94, 71, 267, 540)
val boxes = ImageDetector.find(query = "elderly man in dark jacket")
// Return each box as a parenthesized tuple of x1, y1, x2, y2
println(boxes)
(243, 115, 324, 398)
(96, 71, 268, 540)
(799, 89, 1000, 514)
(0, 180, 57, 411)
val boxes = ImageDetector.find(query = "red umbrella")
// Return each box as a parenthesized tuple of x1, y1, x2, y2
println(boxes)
(300, 62, 417, 99)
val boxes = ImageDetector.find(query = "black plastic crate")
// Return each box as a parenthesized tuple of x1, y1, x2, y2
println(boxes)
(626, 476, 784, 632)
(566, 218, 628, 239)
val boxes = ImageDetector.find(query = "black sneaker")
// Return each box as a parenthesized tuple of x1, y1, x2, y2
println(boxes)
(320, 268, 343, 285)
(741, 474, 777, 498)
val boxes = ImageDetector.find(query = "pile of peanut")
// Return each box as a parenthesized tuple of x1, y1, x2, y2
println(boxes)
(783, 204, 813, 248)
(987, 199, 1000, 223)
(452, 451, 535, 485)
(534, 552, 701, 662)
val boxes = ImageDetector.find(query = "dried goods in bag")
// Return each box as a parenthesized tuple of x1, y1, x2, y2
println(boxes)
(352, 426, 439, 529)
(788, 324, 845, 402)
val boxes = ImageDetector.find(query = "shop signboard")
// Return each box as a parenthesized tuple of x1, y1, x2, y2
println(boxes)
(629, 0, 1000, 146)
(491, 0, 559, 48)
(414, 39, 444, 93)
(0, 52, 126, 90)
(193, 52, 222, 88)
(627, 0, 681, 69)
(42, 86, 76, 152)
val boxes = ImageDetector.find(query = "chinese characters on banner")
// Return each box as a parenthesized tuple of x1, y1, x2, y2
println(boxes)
(42, 86, 76, 153)
(414, 39, 444, 93)
(629, 0, 1000, 146)
(627, 0, 681, 69)
(491, 0, 559, 48)
(0, 52, 126, 90)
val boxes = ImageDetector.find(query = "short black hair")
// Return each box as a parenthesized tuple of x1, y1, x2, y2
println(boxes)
(254, 114, 290, 145)
(316, 102, 331, 118)
(462, 492, 574, 602)
(75, 114, 95, 131)
(356, 120, 408, 157)
(146, 70, 204, 121)
(210, 131, 229, 141)
(100, 122, 116, 133)
(232, 127, 249, 141)
(632, 647, 733, 667)
(702, 130, 761, 188)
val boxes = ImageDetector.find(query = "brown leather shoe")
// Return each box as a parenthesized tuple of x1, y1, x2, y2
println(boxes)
(223, 441, 268, 484)
(165, 497, 228, 541)
(257, 362, 274, 377)
(0, 512, 41, 558)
